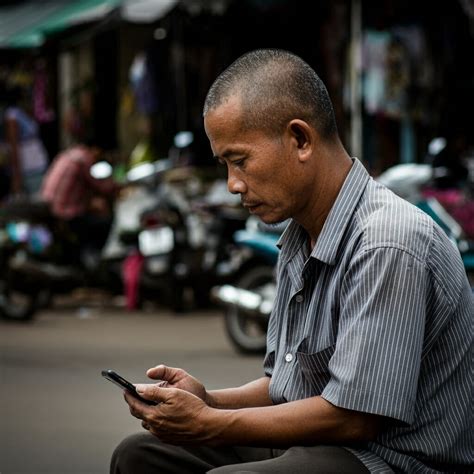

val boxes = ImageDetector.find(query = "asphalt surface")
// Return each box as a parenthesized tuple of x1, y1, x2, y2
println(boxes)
(0, 296, 264, 474)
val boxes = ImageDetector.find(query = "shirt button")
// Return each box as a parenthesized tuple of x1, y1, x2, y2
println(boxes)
(285, 353, 293, 363)
(295, 294, 304, 303)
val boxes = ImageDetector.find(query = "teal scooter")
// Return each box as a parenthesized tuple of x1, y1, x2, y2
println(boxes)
(377, 162, 474, 283)
(212, 217, 283, 354)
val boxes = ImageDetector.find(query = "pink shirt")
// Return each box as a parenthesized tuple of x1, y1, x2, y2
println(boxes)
(41, 146, 117, 219)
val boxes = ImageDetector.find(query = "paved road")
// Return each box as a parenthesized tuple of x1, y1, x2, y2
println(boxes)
(0, 298, 264, 474)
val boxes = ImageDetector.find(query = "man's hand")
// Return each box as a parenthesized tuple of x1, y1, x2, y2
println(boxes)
(146, 365, 210, 405)
(124, 385, 225, 445)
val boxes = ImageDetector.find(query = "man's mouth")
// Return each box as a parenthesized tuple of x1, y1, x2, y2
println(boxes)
(243, 202, 261, 209)
(243, 202, 262, 214)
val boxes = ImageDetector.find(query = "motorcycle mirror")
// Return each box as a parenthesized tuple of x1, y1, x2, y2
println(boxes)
(126, 159, 173, 182)
(428, 137, 447, 156)
(174, 131, 194, 149)
(127, 162, 155, 182)
(90, 161, 113, 179)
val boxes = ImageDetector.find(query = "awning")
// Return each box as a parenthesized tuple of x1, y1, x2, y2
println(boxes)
(0, 0, 123, 48)
(121, 0, 178, 23)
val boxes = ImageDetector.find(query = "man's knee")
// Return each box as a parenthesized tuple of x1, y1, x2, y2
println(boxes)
(111, 432, 153, 474)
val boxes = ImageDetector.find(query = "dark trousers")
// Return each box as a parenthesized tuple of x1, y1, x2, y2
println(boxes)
(111, 432, 370, 474)
(68, 214, 112, 252)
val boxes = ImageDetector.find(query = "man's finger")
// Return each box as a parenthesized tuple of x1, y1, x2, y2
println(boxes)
(146, 364, 167, 380)
(136, 383, 171, 403)
(147, 365, 185, 382)
(124, 392, 146, 419)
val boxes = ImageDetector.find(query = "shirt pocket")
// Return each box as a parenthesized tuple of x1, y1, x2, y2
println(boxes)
(296, 344, 335, 395)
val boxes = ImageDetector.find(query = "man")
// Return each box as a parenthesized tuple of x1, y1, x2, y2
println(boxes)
(111, 50, 473, 473)
(40, 139, 120, 252)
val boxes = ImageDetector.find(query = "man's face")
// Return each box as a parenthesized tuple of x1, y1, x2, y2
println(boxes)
(204, 96, 308, 224)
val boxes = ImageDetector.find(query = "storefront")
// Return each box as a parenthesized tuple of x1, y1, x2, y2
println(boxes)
(1, 0, 472, 175)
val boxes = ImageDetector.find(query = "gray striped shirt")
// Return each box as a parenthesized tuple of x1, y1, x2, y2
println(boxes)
(264, 159, 473, 473)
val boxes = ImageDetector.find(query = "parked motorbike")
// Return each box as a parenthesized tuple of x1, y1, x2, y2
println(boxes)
(212, 217, 285, 354)
(0, 158, 171, 321)
(377, 158, 474, 279)
(134, 173, 249, 312)
(0, 198, 54, 320)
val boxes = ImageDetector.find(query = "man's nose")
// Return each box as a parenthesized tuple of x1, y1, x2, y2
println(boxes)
(227, 172, 246, 195)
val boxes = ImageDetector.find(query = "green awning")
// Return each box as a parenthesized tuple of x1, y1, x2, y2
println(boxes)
(0, 0, 123, 48)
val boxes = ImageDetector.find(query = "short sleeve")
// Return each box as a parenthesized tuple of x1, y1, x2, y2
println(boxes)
(322, 246, 427, 424)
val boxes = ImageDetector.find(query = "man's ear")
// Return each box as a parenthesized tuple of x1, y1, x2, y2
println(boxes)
(287, 119, 314, 162)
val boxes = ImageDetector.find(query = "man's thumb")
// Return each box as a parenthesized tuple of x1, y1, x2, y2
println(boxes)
(136, 383, 168, 402)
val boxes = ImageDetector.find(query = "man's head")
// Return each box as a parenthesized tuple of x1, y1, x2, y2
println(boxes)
(203, 48, 337, 140)
(203, 49, 348, 229)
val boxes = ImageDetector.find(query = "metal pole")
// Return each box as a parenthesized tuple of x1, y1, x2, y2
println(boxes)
(350, 0, 362, 160)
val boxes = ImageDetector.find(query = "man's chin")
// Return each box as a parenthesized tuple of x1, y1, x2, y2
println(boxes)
(258, 214, 289, 227)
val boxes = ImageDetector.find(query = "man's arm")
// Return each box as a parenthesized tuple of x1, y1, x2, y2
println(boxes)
(206, 376, 273, 409)
(208, 394, 382, 446)
(126, 385, 383, 447)
(146, 365, 272, 409)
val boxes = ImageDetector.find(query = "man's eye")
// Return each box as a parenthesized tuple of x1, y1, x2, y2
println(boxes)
(232, 158, 245, 167)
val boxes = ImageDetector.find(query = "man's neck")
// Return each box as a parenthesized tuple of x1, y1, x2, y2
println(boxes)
(300, 152, 353, 248)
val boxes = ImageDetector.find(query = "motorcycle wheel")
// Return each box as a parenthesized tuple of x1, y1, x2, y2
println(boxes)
(224, 265, 274, 354)
(0, 281, 39, 321)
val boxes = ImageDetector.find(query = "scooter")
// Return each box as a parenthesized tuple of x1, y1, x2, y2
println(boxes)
(0, 198, 54, 320)
(132, 171, 248, 312)
(212, 217, 285, 354)
(0, 158, 171, 321)
(376, 157, 474, 280)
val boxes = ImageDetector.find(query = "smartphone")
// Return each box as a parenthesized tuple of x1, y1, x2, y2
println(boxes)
(101, 369, 157, 406)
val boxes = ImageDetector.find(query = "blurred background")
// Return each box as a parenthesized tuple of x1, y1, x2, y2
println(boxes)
(0, 0, 473, 473)
(1, 0, 473, 173)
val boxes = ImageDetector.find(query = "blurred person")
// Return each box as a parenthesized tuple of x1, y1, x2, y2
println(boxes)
(111, 50, 473, 473)
(4, 85, 48, 195)
(40, 138, 121, 253)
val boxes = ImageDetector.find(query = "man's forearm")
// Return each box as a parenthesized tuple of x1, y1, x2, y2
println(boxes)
(207, 376, 273, 409)
(206, 395, 381, 447)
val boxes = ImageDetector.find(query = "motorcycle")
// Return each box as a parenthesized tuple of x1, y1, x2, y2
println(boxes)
(212, 217, 285, 354)
(0, 198, 54, 320)
(377, 160, 474, 279)
(0, 158, 171, 321)
(134, 174, 249, 312)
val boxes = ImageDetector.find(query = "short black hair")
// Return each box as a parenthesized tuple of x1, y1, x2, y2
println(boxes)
(203, 49, 338, 140)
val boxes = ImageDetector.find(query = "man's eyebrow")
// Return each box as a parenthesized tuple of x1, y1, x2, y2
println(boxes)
(214, 150, 243, 161)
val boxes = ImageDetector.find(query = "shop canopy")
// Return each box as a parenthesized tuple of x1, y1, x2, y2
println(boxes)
(0, 0, 178, 48)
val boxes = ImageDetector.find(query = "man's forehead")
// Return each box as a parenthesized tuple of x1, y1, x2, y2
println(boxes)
(207, 94, 243, 119)
(204, 96, 244, 137)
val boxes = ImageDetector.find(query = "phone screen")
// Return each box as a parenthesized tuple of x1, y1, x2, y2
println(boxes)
(101, 369, 157, 406)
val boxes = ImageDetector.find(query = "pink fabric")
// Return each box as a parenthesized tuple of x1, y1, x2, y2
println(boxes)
(422, 188, 474, 239)
(122, 251, 145, 310)
(41, 146, 118, 219)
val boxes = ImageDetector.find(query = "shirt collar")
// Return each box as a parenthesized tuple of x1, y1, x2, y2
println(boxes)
(277, 158, 370, 265)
